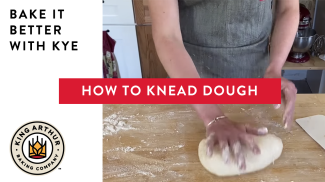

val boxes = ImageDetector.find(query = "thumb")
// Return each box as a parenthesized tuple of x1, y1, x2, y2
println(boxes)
(273, 104, 281, 109)
(273, 90, 286, 110)
(273, 98, 284, 110)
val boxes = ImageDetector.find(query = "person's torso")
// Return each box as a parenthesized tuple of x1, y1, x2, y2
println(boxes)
(178, 0, 273, 48)
(178, 0, 274, 78)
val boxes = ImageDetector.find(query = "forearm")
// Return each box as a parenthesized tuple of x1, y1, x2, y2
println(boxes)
(191, 104, 224, 127)
(153, 36, 200, 78)
(269, 9, 299, 73)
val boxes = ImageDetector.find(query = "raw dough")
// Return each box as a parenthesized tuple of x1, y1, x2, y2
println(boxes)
(198, 134, 283, 176)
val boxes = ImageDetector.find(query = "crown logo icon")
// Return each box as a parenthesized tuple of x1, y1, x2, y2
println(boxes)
(29, 136, 46, 159)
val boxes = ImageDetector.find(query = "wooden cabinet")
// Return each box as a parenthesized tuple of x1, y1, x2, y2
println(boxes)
(133, 0, 152, 25)
(133, 0, 167, 78)
(136, 26, 168, 78)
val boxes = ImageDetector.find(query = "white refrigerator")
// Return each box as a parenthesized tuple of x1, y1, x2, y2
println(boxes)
(103, 0, 142, 78)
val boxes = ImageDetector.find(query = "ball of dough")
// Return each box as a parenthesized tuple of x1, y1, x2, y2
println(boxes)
(198, 134, 283, 176)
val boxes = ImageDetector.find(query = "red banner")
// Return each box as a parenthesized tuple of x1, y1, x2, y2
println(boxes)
(59, 78, 281, 104)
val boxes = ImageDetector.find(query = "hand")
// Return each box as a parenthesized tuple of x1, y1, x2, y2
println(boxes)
(264, 69, 297, 130)
(192, 104, 268, 170)
(206, 117, 268, 171)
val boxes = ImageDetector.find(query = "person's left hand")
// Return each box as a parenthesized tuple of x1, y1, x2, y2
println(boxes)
(264, 69, 297, 130)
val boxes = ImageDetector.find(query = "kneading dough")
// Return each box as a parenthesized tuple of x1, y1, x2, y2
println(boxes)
(198, 134, 283, 176)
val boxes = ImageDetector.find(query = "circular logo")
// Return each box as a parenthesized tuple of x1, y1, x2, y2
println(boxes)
(10, 121, 64, 175)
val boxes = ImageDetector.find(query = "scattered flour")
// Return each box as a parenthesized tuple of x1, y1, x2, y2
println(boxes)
(102, 105, 194, 181)
(103, 160, 187, 180)
(153, 144, 185, 152)
(107, 146, 136, 153)
(137, 170, 156, 177)
(103, 113, 137, 136)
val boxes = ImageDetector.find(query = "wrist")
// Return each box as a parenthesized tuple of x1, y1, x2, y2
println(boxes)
(191, 104, 225, 126)
(265, 65, 282, 78)
(206, 116, 227, 128)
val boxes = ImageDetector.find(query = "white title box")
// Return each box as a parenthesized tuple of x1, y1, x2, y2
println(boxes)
(0, 0, 102, 181)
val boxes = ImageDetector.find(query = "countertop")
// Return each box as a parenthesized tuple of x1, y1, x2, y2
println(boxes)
(103, 94, 325, 182)
(283, 56, 325, 70)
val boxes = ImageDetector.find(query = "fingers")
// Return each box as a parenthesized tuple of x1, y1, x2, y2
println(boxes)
(229, 139, 246, 170)
(281, 79, 297, 130)
(219, 139, 230, 164)
(273, 92, 285, 109)
(239, 134, 261, 155)
(206, 133, 232, 165)
(206, 133, 215, 157)
(243, 124, 268, 136)
(283, 107, 294, 130)
(283, 96, 295, 129)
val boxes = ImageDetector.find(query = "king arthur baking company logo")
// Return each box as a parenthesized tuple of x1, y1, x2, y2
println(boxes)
(10, 121, 65, 175)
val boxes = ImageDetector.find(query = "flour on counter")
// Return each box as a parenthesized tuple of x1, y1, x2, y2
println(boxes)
(104, 142, 188, 180)
(103, 105, 193, 181)
(153, 144, 184, 152)
(107, 146, 136, 153)
(137, 170, 156, 177)
(103, 113, 137, 136)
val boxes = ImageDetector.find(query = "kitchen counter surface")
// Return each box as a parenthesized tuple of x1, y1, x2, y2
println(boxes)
(103, 94, 325, 182)
(283, 56, 325, 70)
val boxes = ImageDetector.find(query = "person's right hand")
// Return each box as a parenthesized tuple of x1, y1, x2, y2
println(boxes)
(264, 71, 297, 130)
(205, 117, 268, 170)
